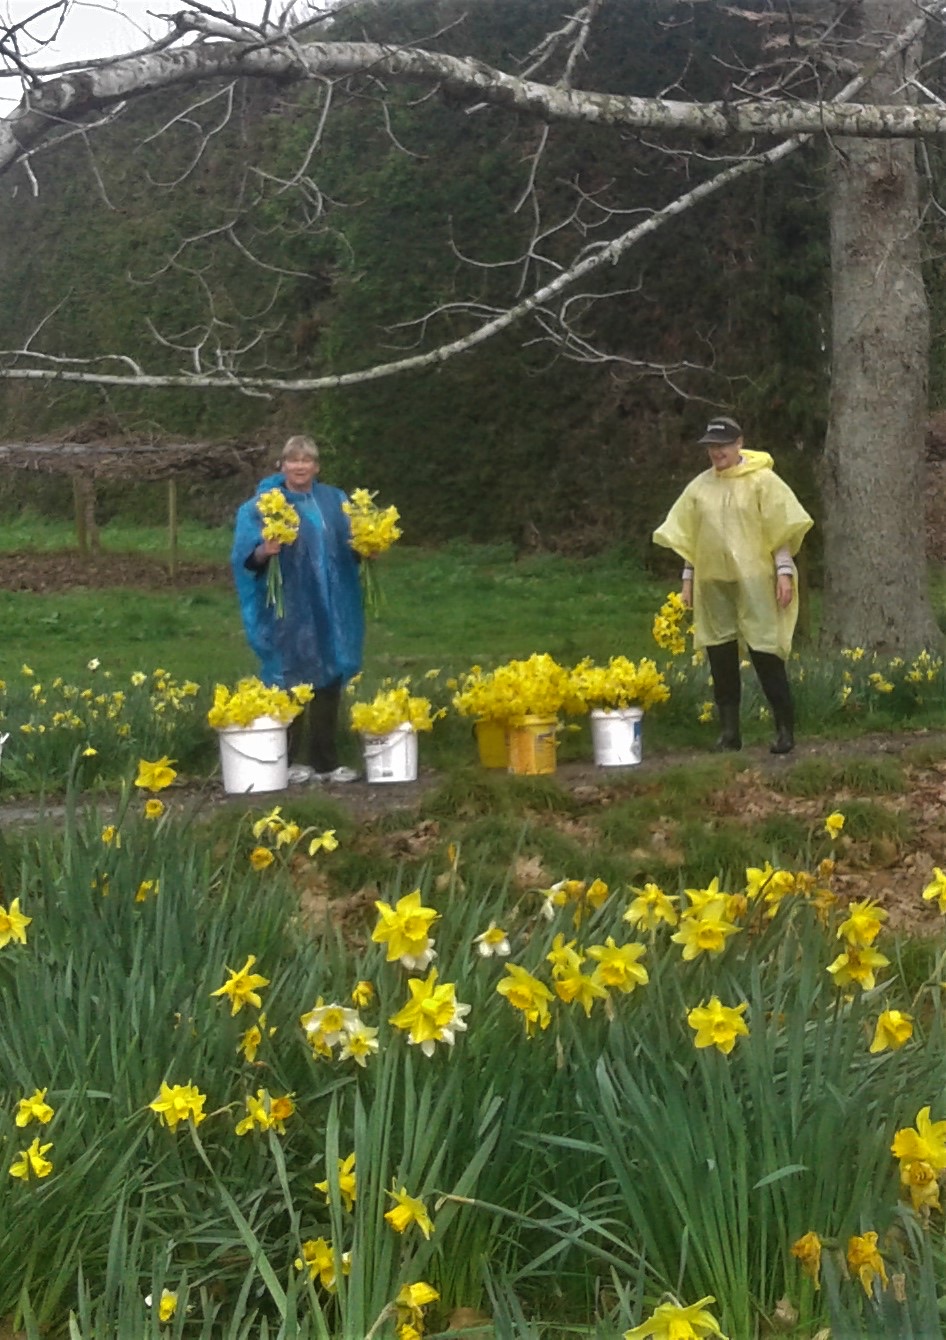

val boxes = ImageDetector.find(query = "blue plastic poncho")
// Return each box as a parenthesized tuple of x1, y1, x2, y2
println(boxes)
(232, 472, 364, 690)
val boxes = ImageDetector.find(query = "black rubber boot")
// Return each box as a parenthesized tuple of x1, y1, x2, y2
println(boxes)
(770, 705, 795, 755)
(706, 642, 742, 751)
(715, 703, 742, 751)
(749, 649, 795, 755)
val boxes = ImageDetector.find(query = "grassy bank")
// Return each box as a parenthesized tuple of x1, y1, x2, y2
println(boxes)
(3, 529, 946, 794)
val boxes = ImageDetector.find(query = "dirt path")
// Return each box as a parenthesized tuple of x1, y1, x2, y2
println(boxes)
(5, 728, 946, 936)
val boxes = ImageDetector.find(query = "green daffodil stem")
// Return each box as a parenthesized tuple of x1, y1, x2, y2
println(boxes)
(363, 1302, 395, 1340)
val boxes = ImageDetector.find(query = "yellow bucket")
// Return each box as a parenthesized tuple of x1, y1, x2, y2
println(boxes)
(474, 719, 508, 769)
(506, 716, 558, 776)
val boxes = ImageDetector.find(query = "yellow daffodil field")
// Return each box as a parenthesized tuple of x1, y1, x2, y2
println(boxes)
(3, 746, 946, 1339)
(4, 561, 946, 1336)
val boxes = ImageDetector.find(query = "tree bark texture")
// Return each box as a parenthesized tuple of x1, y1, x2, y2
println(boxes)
(821, 0, 941, 651)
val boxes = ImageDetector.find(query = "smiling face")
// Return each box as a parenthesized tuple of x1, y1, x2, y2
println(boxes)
(281, 450, 319, 491)
(707, 438, 743, 472)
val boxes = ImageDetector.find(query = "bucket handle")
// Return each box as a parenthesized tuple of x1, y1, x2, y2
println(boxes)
(224, 739, 286, 766)
(363, 737, 401, 760)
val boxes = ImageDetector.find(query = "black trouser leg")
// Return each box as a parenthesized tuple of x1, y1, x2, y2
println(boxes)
(706, 640, 742, 750)
(288, 710, 309, 766)
(749, 648, 794, 754)
(308, 680, 342, 773)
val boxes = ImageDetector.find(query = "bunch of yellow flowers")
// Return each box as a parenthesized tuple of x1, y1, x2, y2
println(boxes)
(569, 656, 670, 712)
(452, 653, 578, 726)
(257, 488, 300, 546)
(342, 488, 402, 558)
(652, 590, 690, 656)
(350, 680, 440, 736)
(257, 488, 301, 615)
(207, 678, 313, 729)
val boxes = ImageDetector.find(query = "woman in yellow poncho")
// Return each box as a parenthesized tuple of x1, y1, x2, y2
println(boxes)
(653, 417, 813, 754)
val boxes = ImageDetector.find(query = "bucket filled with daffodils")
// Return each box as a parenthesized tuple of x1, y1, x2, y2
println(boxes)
(349, 680, 440, 783)
(207, 678, 313, 793)
(453, 654, 579, 775)
(569, 656, 670, 766)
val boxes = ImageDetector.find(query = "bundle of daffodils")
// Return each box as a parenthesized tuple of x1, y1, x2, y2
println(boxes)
(257, 490, 300, 617)
(350, 680, 440, 737)
(569, 656, 670, 713)
(207, 677, 313, 729)
(342, 488, 402, 615)
(452, 653, 579, 727)
(652, 590, 690, 656)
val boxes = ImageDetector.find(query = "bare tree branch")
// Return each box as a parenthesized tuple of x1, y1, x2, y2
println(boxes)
(2, 9, 946, 188)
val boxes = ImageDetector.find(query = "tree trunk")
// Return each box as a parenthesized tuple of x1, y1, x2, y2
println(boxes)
(821, 0, 941, 651)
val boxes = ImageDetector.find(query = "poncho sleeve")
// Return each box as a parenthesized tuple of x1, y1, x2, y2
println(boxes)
(652, 481, 700, 566)
(755, 473, 813, 557)
(231, 496, 282, 685)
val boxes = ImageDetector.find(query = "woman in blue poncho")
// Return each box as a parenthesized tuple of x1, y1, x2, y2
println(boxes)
(232, 435, 364, 784)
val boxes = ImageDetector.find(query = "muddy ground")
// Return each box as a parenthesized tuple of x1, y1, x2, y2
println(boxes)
(0, 551, 227, 591)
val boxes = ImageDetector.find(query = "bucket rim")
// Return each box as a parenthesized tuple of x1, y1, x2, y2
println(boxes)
(216, 715, 288, 734)
(359, 722, 416, 743)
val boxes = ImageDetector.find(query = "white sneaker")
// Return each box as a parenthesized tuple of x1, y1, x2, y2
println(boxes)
(314, 765, 359, 784)
(287, 764, 315, 784)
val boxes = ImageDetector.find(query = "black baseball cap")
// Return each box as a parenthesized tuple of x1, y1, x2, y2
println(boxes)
(698, 416, 742, 445)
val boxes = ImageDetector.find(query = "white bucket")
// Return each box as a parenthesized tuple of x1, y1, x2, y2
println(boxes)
(590, 707, 643, 767)
(362, 722, 418, 784)
(217, 716, 288, 794)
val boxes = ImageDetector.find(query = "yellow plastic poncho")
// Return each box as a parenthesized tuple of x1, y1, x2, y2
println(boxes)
(653, 450, 813, 659)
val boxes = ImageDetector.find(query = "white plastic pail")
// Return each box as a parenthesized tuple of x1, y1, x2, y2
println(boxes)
(590, 707, 643, 767)
(362, 723, 418, 784)
(218, 716, 288, 794)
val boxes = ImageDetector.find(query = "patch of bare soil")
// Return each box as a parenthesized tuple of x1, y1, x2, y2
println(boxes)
(206, 729, 946, 935)
(0, 550, 227, 591)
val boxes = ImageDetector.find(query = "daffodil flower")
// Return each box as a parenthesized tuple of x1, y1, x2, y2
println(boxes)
(384, 1186, 434, 1238)
(149, 1081, 207, 1132)
(351, 979, 374, 1007)
(824, 811, 845, 839)
(294, 1236, 350, 1291)
(624, 1295, 728, 1339)
(922, 867, 946, 913)
(586, 937, 648, 992)
(869, 1008, 913, 1053)
(388, 969, 469, 1056)
(846, 1232, 888, 1296)
(687, 997, 749, 1055)
(474, 922, 511, 957)
(0, 898, 31, 948)
(134, 756, 177, 793)
(15, 1088, 54, 1127)
(496, 964, 554, 1036)
(211, 955, 269, 1015)
(9, 1136, 53, 1180)
(145, 1289, 178, 1323)
(891, 1105, 946, 1170)
(315, 1153, 357, 1212)
(790, 1231, 822, 1288)
(372, 889, 439, 969)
